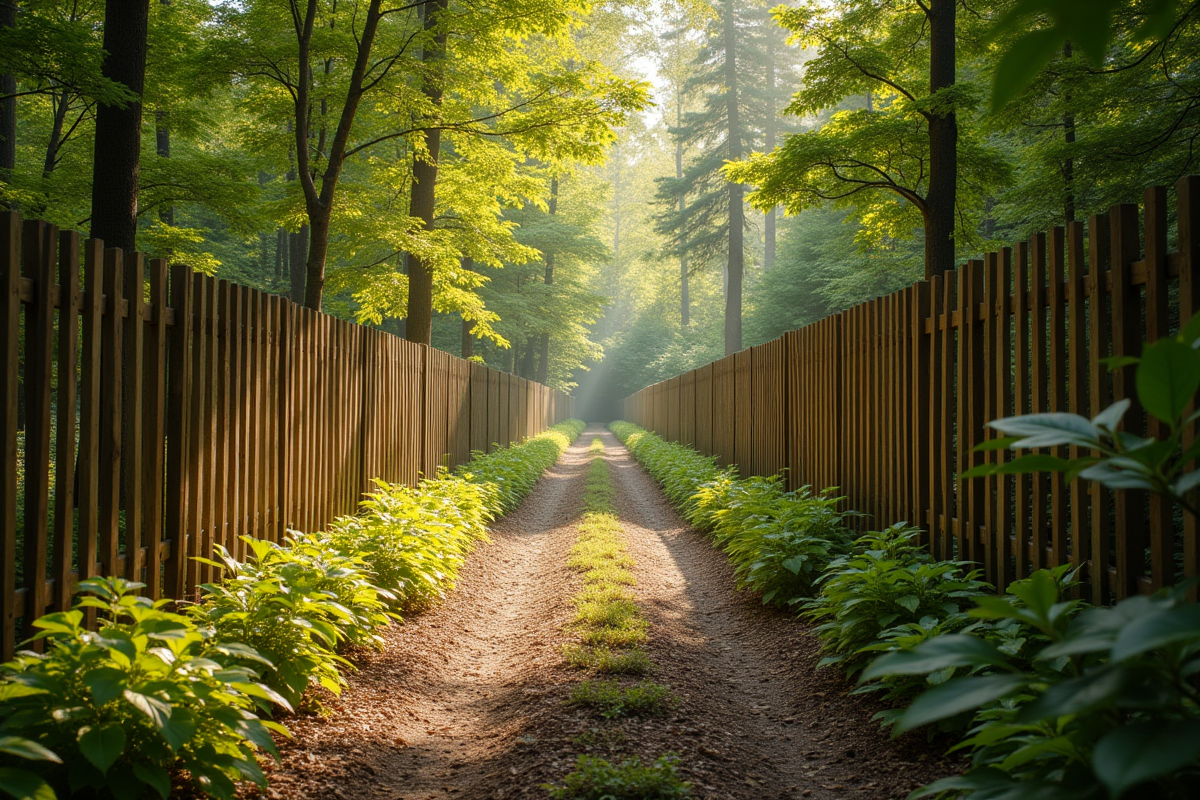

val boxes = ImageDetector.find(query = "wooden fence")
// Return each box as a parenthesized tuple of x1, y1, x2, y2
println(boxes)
(0, 211, 574, 658)
(622, 177, 1200, 605)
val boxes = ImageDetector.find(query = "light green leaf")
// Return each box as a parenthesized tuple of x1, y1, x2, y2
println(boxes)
(0, 738, 60, 763)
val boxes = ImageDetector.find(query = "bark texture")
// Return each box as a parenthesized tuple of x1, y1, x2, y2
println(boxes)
(89, 0, 150, 251)
(923, 0, 957, 279)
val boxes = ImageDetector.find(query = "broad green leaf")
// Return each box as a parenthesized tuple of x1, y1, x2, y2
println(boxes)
(1017, 666, 1125, 723)
(1094, 720, 1200, 798)
(82, 667, 127, 706)
(0, 738, 60, 763)
(897, 675, 1030, 731)
(1008, 569, 1059, 619)
(862, 634, 1009, 680)
(1091, 399, 1132, 432)
(132, 763, 171, 800)
(0, 768, 56, 800)
(984, 412, 1099, 450)
(1136, 338, 1200, 424)
(78, 724, 125, 774)
(1111, 603, 1200, 660)
(991, 28, 1063, 111)
(123, 690, 171, 729)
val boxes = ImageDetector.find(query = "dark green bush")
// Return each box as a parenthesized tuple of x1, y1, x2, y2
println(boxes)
(0, 578, 287, 800)
(611, 422, 852, 605)
(804, 524, 990, 678)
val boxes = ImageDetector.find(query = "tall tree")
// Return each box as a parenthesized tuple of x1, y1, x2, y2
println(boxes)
(404, 0, 449, 345)
(90, 0, 150, 250)
(655, 0, 771, 355)
(0, 0, 15, 201)
(729, 0, 1005, 280)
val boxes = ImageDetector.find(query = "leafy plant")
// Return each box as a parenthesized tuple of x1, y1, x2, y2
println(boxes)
(612, 422, 853, 606)
(804, 524, 990, 678)
(189, 536, 386, 709)
(546, 754, 692, 800)
(866, 570, 1200, 799)
(0, 578, 288, 800)
(568, 680, 675, 719)
(0, 735, 62, 800)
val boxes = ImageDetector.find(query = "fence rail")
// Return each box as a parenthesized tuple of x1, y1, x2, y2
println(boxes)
(0, 211, 574, 658)
(622, 177, 1200, 606)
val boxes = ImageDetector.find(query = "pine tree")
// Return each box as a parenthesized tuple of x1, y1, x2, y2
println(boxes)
(654, 0, 773, 355)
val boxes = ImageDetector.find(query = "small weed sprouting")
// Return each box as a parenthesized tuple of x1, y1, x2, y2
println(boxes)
(563, 644, 653, 675)
(545, 754, 692, 800)
(568, 679, 675, 719)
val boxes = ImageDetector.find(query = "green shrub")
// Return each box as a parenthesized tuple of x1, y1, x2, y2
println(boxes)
(611, 422, 852, 605)
(867, 570, 1200, 799)
(328, 473, 490, 607)
(190, 535, 389, 709)
(568, 680, 675, 719)
(460, 420, 585, 513)
(546, 755, 691, 799)
(0, 578, 288, 800)
(804, 524, 990, 678)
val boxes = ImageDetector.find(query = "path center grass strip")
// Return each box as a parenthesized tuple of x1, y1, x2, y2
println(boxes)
(549, 437, 690, 799)
(562, 438, 651, 675)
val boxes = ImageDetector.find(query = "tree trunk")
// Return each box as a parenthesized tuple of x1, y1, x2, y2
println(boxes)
(536, 176, 558, 384)
(723, 0, 743, 355)
(763, 27, 777, 272)
(1062, 41, 1075, 224)
(923, 0, 957, 279)
(676, 95, 689, 329)
(42, 92, 69, 180)
(156, 110, 173, 226)
(521, 339, 537, 378)
(404, 0, 449, 345)
(90, 0, 150, 251)
(0, 0, 16, 206)
(289, 226, 308, 303)
(277, 227, 287, 281)
(460, 256, 474, 358)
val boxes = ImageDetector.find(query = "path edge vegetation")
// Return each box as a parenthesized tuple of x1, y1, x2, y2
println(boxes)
(548, 436, 690, 800)
(0, 420, 585, 800)
(612, 397, 1200, 800)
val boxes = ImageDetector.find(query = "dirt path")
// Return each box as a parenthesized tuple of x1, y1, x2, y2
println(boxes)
(255, 425, 951, 800)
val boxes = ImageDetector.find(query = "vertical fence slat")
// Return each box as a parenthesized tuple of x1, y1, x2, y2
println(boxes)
(53, 232, 81, 612)
(143, 259, 168, 598)
(22, 221, 54, 634)
(1013, 242, 1030, 579)
(121, 253, 145, 584)
(1178, 177, 1200, 594)
(1109, 204, 1144, 599)
(1066, 221, 1089, 587)
(1145, 186, 1173, 590)
(99, 249, 125, 579)
(1087, 214, 1112, 604)
(1048, 228, 1068, 568)
(0, 213, 18, 658)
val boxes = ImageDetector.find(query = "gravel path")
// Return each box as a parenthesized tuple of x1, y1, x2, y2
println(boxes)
(253, 425, 952, 800)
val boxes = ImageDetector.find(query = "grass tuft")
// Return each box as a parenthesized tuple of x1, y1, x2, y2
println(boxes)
(568, 679, 675, 719)
(545, 755, 691, 799)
